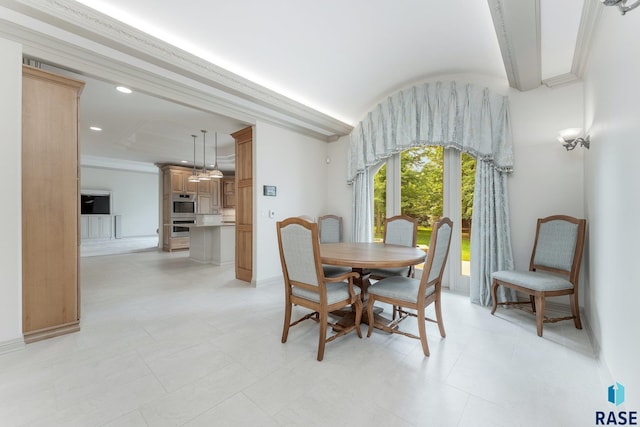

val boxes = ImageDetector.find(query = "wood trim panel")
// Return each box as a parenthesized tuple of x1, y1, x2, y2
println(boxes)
(22, 65, 84, 336)
(232, 126, 253, 283)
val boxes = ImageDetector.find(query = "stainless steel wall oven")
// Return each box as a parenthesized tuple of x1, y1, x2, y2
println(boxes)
(171, 219, 195, 237)
(172, 193, 196, 217)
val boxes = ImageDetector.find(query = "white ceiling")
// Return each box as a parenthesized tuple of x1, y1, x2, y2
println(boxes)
(3, 0, 592, 170)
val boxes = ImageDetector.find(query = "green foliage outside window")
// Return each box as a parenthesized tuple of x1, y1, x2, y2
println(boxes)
(373, 146, 475, 261)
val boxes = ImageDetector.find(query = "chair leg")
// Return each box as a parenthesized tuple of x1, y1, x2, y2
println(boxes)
(534, 294, 545, 337)
(354, 298, 363, 338)
(530, 295, 536, 313)
(317, 311, 327, 361)
(417, 306, 430, 357)
(282, 302, 292, 343)
(570, 293, 583, 330)
(434, 297, 446, 338)
(490, 280, 499, 315)
(366, 297, 375, 337)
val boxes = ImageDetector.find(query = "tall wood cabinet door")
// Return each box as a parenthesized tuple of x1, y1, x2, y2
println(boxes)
(22, 66, 85, 342)
(223, 178, 236, 208)
(232, 126, 253, 283)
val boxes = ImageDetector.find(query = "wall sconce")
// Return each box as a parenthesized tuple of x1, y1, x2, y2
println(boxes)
(601, 0, 640, 15)
(557, 128, 590, 151)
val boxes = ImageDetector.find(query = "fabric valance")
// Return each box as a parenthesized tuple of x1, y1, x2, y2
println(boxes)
(348, 81, 513, 183)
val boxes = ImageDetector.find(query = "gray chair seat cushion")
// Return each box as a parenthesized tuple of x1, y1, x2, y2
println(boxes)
(368, 276, 435, 303)
(292, 281, 361, 304)
(369, 266, 410, 279)
(322, 264, 352, 278)
(491, 270, 573, 292)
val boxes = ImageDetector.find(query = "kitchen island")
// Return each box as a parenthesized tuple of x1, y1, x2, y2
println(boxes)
(184, 222, 235, 265)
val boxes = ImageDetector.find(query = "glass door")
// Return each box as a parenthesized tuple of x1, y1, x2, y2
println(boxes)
(372, 146, 475, 293)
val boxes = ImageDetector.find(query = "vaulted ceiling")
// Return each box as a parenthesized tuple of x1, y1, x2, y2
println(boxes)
(0, 0, 601, 170)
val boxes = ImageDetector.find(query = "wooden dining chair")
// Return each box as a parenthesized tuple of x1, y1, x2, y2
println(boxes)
(366, 217, 453, 357)
(491, 215, 586, 337)
(369, 215, 419, 280)
(318, 214, 353, 278)
(318, 214, 343, 243)
(277, 217, 362, 361)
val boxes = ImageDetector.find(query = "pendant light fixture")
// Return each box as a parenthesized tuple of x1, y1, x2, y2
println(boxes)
(187, 134, 200, 183)
(209, 131, 224, 179)
(198, 129, 211, 181)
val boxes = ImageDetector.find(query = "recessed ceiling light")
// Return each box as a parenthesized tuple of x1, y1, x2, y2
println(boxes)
(89, 126, 102, 131)
(180, 160, 189, 164)
(116, 86, 132, 94)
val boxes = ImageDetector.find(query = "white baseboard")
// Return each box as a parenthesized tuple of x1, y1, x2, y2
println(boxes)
(0, 337, 25, 355)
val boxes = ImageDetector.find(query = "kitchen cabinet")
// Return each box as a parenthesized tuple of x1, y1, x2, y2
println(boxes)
(22, 65, 84, 343)
(223, 177, 236, 208)
(159, 165, 224, 251)
(196, 179, 221, 214)
(170, 169, 197, 194)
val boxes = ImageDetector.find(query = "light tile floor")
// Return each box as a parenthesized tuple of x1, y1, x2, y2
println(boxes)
(0, 250, 605, 426)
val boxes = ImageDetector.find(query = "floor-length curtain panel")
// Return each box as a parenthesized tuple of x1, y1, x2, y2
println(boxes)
(470, 160, 515, 306)
(352, 168, 372, 242)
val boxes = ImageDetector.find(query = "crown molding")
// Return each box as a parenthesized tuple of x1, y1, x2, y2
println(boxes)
(542, 72, 581, 88)
(0, 0, 353, 140)
(571, 0, 603, 79)
(81, 156, 159, 173)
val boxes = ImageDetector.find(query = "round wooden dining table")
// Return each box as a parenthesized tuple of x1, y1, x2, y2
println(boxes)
(320, 242, 426, 293)
(320, 242, 427, 329)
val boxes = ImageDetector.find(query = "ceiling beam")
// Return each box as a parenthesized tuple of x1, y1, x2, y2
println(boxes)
(488, 0, 542, 91)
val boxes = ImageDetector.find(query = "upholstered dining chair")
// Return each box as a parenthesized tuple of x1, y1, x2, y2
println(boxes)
(277, 217, 362, 361)
(369, 215, 419, 280)
(318, 214, 343, 243)
(366, 217, 453, 357)
(318, 214, 352, 278)
(491, 215, 586, 337)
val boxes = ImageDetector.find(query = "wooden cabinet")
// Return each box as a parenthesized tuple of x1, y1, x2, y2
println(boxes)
(170, 169, 197, 194)
(160, 165, 223, 251)
(196, 179, 221, 214)
(22, 65, 84, 343)
(223, 177, 236, 208)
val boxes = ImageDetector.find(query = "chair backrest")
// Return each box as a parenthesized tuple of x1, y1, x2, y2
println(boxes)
(383, 215, 418, 247)
(421, 218, 454, 287)
(277, 217, 323, 291)
(318, 215, 343, 243)
(529, 215, 586, 283)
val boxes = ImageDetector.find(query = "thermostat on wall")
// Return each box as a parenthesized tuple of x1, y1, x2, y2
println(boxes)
(263, 185, 277, 196)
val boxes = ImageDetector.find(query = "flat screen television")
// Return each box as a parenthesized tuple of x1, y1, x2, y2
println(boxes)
(81, 194, 110, 215)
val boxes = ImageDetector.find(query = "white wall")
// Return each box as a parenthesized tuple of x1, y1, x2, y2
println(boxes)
(254, 121, 329, 285)
(326, 135, 353, 241)
(0, 38, 23, 348)
(582, 9, 640, 402)
(80, 166, 159, 237)
(507, 83, 587, 310)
